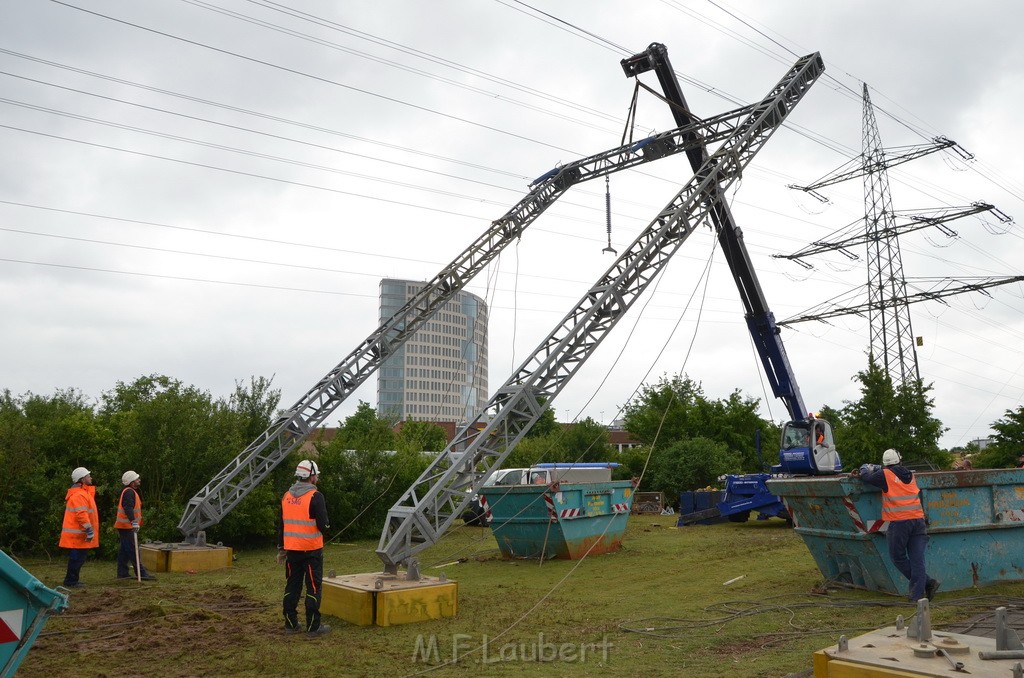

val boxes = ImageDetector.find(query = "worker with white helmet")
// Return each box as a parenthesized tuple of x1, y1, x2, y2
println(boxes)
(277, 459, 331, 635)
(855, 448, 940, 602)
(114, 470, 156, 581)
(60, 467, 99, 589)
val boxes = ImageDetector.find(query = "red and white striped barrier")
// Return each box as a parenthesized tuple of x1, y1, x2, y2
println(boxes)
(612, 503, 630, 513)
(842, 497, 887, 533)
(559, 508, 582, 519)
(543, 494, 558, 521)
(478, 495, 492, 524)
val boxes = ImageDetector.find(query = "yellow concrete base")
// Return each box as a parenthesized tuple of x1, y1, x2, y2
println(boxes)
(139, 542, 233, 573)
(321, 572, 458, 627)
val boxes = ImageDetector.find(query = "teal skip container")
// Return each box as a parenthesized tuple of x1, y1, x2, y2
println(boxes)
(767, 469, 1024, 594)
(1, 550, 68, 676)
(483, 480, 635, 560)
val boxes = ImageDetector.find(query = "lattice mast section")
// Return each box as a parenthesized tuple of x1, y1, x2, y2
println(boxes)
(862, 84, 920, 388)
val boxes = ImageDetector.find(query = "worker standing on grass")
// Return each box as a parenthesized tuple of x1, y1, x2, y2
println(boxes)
(115, 471, 156, 581)
(60, 467, 99, 589)
(278, 459, 331, 636)
(854, 449, 940, 602)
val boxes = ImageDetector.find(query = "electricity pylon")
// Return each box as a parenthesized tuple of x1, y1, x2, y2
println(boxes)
(785, 84, 1012, 390)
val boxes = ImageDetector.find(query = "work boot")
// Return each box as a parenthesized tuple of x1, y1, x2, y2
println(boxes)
(140, 574, 157, 581)
(308, 624, 332, 636)
(63, 582, 86, 589)
(284, 625, 302, 635)
(925, 579, 941, 601)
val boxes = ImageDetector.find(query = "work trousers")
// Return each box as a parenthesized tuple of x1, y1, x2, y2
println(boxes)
(886, 517, 933, 600)
(283, 548, 324, 632)
(116, 528, 151, 578)
(63, 548, 88, 586)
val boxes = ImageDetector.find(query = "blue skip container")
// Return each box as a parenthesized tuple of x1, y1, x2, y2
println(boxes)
(767, 469, 1024, 594)
(483, 481, 635, 560)
(1, 550, 69, 675)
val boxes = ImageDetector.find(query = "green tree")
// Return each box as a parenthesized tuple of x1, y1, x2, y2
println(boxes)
(622, 374, 706, 446)
(525, 405, 559, 438)
(836, 358, 946, 469)
(557, 418, 613, 463)
(395, 420, 448, 453)
(333, 401, 395, 452)
(622, 373, 775, 472)
(643, 437, 738, 497)
(975, 405, 1024, 468)
(317, 444, 430, 541)
(99, 374, 283, 547)
(495, 417, 613, 469)
(613, 445, 650, 481)
(1, 388, 112, 553)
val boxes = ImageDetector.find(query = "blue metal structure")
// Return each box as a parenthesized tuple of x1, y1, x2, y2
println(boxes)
(0, 550, 68, 676)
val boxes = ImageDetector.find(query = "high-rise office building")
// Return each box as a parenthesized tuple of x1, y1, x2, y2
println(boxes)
(377, 279, 488, 422)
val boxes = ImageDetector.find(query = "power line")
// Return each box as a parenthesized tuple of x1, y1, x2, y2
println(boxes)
(50, 0, 581, 155)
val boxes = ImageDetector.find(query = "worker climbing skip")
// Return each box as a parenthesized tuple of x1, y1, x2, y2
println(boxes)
(278, 459, 331, 636)
(854, 449, 939, 603)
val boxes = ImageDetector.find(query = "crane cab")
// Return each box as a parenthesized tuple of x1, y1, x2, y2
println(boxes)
(774, 417, 841, 475)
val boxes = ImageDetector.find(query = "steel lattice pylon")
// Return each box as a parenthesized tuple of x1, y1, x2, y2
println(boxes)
(862, 84, 920, 388)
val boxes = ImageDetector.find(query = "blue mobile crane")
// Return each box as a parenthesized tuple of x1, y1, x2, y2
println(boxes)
(619, 44, 842, 525)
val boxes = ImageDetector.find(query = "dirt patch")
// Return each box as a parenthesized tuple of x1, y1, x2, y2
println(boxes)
(30, 582, 275, 671)
(708, 636, 772, 655)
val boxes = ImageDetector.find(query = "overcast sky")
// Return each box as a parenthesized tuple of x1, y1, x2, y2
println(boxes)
(2, 1, 1022, 452)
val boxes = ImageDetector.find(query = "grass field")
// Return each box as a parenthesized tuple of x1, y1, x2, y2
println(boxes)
(14, 515, 1022, 677)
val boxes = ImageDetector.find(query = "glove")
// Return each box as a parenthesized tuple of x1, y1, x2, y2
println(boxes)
(276, 549, 287, 565)
(860, 463, 879, 475)
(84, 525, 95, 541)
(131, 521, 140, 534)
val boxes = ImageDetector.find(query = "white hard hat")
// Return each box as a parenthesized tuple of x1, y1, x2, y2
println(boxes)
(122, 470, 140, 486)
(71, 467, 91, 483)
(882, 449, 902, 466)
(295, 459, 320, 479)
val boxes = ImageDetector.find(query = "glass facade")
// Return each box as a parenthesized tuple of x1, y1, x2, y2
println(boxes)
(377, 278, 489, 423)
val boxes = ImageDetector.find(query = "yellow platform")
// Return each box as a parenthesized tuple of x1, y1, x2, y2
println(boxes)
(814, 624, 1016, 677)
(321, 572, 458, 627)
(139, 542, 233, 573)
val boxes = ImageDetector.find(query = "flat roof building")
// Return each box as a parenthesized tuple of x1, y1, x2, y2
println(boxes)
(377, 278, 488, 422)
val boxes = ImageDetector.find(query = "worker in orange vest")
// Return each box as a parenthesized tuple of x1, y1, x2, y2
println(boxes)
(115, 470, 156, 581)
(60, 467, 99, 589)
(277, 459, 331, 635)
(855, 448, 940, 602)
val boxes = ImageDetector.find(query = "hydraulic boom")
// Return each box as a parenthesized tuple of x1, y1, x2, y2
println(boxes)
(622, 43, 842, 476)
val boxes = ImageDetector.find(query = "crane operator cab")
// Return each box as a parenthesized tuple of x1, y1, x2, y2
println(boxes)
(774, 416, 841, 475)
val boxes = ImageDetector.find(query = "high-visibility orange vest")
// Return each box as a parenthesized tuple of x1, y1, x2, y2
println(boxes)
(115, 486, 144, 529)
(881, 468, 925, 521)
(60, 484, 100, 549)
(281, 491, 323, 550)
